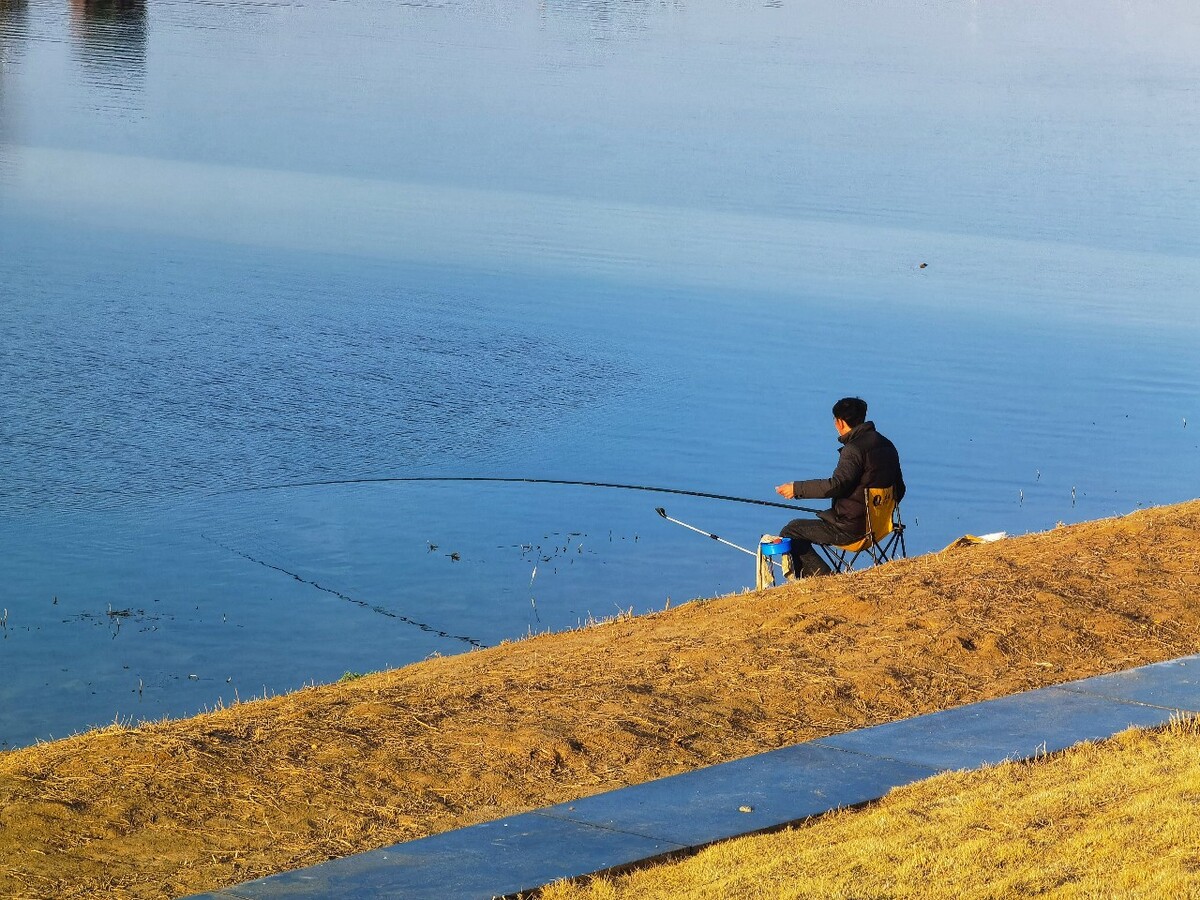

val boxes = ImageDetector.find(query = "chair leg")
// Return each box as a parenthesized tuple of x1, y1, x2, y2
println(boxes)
(817, 545, 846, 574)
(870, 530, 905, 565)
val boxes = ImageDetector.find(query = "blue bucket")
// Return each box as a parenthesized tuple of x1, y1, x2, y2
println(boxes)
(759, 538, 792, 556)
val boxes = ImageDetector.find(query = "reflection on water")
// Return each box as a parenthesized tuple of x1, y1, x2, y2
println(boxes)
(0, 0, 27, 37)
(0, 0, 28, 131)
(0, 0, 27, 54)
(0, 0, 26, 176)
(539, 0, 668, 41)
(70, 0, 146, 103)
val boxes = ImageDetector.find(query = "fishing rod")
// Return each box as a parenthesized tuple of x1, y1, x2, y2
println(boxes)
(655, 507, 783, 568)
(234, 475, 825, 514)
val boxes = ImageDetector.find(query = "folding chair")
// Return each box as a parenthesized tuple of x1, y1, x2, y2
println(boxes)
(817, 486, 906, 573)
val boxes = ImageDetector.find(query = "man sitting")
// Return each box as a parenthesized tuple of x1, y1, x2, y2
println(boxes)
(775, 397, 905, 578)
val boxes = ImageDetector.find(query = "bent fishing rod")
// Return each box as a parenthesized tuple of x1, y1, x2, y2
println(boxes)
(232, 475, 825, 514)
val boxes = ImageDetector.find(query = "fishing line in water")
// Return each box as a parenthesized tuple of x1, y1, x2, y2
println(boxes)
(226, 475, 825, 515)
(201, 534, 487, 649)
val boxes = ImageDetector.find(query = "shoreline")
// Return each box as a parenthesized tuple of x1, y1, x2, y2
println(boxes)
(3, 499, 1199, 899)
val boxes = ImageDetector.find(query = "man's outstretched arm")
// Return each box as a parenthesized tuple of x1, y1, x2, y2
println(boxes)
(777, 448, 864, 501)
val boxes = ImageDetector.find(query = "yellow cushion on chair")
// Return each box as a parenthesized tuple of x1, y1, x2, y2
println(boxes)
(835, 535, 873, 553)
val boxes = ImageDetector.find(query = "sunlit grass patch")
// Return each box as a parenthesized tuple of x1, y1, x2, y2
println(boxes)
(543, 718, 1200, 900)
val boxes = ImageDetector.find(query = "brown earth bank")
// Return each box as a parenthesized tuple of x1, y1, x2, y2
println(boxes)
(2, 500, 1199, 899)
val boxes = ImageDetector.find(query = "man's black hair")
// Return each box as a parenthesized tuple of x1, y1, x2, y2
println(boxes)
(832, 397, 868, 428)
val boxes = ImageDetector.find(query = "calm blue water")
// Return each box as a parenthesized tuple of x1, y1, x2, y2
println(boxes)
(2, 0, 1198, 749)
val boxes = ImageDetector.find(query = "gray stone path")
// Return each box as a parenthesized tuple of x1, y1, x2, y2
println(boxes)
(186, 654, 1200, 900)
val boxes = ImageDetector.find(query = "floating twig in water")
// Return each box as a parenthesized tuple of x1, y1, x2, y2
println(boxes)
(528, 563, 542, 623)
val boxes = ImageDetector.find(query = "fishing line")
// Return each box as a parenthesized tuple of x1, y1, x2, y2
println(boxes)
(227, 475, 825, 515)
(202, 535, 487, 649)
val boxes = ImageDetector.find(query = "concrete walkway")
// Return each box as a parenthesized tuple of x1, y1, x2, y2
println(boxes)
(186, 654, 1200, 900)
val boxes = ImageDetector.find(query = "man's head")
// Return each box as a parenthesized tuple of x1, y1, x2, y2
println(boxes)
(832, 397, 868, 433)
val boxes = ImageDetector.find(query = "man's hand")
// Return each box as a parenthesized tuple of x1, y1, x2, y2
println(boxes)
(775, 482, 796, 500)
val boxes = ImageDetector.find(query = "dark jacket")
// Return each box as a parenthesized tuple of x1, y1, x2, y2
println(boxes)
(792, 421, 905, 537)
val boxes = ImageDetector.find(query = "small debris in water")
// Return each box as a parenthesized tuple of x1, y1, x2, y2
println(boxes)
(739, 805, 754, 813)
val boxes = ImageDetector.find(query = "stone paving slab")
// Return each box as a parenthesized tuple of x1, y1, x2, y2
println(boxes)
(1057, 654, 1200, 712)
(535, 741, 939, 848)
(814, 686, 1181, 772)
(189, 812, 686, 900)
(185, 653, 1200, 900)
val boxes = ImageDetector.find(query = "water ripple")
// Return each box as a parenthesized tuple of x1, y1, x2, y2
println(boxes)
(0, 262, 631, 515)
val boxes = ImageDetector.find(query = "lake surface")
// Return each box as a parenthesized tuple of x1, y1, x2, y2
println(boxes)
(1, 0, 1197, 749)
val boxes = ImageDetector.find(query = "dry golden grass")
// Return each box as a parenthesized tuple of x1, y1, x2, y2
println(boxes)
(543, 718, 1200, 900)
(1, 500, 1199, 898)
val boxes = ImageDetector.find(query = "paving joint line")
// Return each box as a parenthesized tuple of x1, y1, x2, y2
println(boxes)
(528, 810, 689, 849)
(1053, 684, 1200, 713)
(806, 737, 954, 772)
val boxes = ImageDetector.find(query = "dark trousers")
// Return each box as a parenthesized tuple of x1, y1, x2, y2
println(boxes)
(780, 517, 856, 577)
